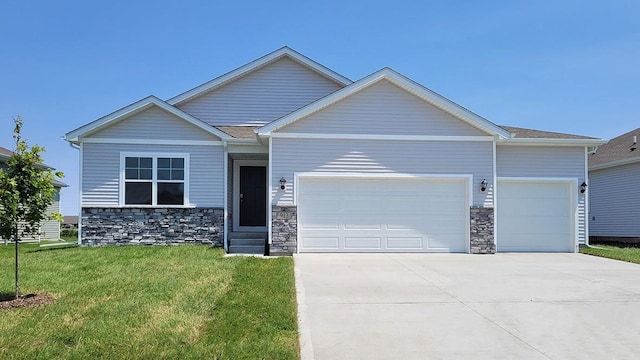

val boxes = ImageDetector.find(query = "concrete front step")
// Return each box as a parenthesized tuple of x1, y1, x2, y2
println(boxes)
(228, 245, 265, 254)
(231, 238, 265, 246)
(228, 232, 267, 239)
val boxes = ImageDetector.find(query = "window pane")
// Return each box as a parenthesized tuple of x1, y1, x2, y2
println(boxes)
(139, 169, 152, 180)
(172, 169, 184, 180)
(172, 158, 184, 168)
(157, 169, 170, 180)
(157, 183, 184, 205)
(125, 169, 138, 179)
(125, 157, 138, 168)
(125, 182, 152, 205)
(158, 157, 171, 168)
(139, 157, 152, 168)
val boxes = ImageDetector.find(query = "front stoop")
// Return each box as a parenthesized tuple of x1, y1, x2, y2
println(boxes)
(228, 232, 267, 255)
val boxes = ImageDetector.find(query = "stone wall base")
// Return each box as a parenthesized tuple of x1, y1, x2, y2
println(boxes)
(81, 207, 223, 246)
(470, 206, 495, 254)
(271, 205, 297, 255)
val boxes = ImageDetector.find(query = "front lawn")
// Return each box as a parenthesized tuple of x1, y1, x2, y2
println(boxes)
(580, 244, 640, 264)
(0, 244, 299, 359)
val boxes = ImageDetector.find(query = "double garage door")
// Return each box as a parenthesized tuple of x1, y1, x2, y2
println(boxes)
(297, 177, 468, 253)
(296, 177, 576, 253)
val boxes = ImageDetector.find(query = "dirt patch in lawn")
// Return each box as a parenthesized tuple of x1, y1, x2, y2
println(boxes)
(0, 293, 55, 310)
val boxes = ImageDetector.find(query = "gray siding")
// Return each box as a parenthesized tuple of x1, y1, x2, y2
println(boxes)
(88, 106, 219, 141)
(41, 195, 61, 239)
(272, 138, 493, 207)
(497, 145, 587, 244)
(280, 80, 488, 136)
(82, 143, 223, 207)
(177, 57, 344, 126)
(589, 162, 640, 237)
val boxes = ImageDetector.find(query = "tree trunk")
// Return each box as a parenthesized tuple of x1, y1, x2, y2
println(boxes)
(14, 232, 19, 299)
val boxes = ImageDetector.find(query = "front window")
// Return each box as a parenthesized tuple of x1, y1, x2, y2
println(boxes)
(122, 154, 187, 206)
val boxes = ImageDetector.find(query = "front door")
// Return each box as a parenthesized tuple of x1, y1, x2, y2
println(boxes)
(239, 166, 267, 227)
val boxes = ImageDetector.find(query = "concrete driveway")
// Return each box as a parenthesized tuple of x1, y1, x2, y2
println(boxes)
(294, 253, 640, 360)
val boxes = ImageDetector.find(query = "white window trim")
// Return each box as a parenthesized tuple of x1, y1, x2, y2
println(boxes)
(119, 152, 191, 207)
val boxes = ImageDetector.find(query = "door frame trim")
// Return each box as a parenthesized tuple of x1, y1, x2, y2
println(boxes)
(233, 160, 269, 232)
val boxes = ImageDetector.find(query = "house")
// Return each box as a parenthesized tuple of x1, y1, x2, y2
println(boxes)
(0, 145, 68, 242)
(588, 128, 640, 243)
(64, 47, 605, 254)
(62, 215, 78, 229)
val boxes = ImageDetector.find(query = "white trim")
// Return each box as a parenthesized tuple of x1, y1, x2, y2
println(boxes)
(223, 144, 229, 252)
(167, 47, 352, 105)
(233, 160, 269, 232)
(226, 144, 269, 154)
(492, 137, 498, 249)
(64, 96, 231, 142)
(270, 132, 494, 142)
(258, 68, 512, 139)
(78, 142, 84, 245)
(81, 138, 224, 146)
(119, 152, 190, 207)
(498, 138, 607, 146)
(268, 137, 273, 245)
(589, 156, 640, 171)
(496, 177, 579, 253)
(294, 172, 472, 254)
(584, 147, 590, 246)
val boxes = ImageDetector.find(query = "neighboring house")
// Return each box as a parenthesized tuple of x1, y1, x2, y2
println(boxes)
(64, 47, 605, 254)
(588, 128, 640, 242)
(62, 215, 78, 229)
(0, 145, 68, 242)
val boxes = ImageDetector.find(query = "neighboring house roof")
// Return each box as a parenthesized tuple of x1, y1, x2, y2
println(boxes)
(589, 127, 640, 170)
(258, 68, 513, 139)
(0, 146, 68, 188)
(63, 215, 78, 225)
(64, 96, 233, 142)
(167, 46, 353, 106)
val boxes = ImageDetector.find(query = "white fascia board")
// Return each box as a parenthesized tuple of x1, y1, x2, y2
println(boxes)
(589, 156, 640, 171)
(271, 132, 494, 142)
(167, 47, 352, 105)
(258, 68, 512, 139)
(497, 138, 607, 146)
(81, 138, 224, 146)
(65, 96, 231, 142)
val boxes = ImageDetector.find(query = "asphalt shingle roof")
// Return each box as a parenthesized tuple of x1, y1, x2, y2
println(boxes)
(589, 127, 640, 167)
(499, 126, 597, 139)
(215, 126, 260, 139)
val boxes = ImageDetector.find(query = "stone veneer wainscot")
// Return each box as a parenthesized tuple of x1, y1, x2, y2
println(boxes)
(470, 206, 495, 254)
(271, 205, 297, 255)
(81, 208, 223, 246)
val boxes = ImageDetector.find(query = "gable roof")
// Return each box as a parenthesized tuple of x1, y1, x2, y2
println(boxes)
(500, 126, 598, 140)
(589, 127, 640, 170)
(0, 146, 68, 188)
(167, 47, 353, 106)
(258, 68, 513, 138)
(64, 96, 232, 142)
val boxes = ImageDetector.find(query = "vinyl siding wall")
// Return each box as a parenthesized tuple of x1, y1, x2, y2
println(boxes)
(41, 195, 61, 239)
(272, 138, 493, 207)
(589, 162, 640, 237)
(281, 80, 488, 136)
(82, 143, 223, 207)
(88, 107, 220, 141)
(496, 145, 587, 243)
(177, 58, 344, 126)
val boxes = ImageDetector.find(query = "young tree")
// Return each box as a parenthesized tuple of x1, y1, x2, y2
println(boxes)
(0, 116, 63, 299)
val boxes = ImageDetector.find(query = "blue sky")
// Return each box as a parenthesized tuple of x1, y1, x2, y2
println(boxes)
(1, 0, 638, 215)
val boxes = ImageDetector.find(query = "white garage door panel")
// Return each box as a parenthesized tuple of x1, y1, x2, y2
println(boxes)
(497, 180, 574, 252)
(298, 177, 468, 253)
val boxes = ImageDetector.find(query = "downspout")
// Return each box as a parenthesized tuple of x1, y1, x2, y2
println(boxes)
(67, 140, 82, 245)
(223, 141, 228, 252)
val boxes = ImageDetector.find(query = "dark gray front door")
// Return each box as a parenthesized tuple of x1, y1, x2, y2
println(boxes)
(239, 166, 267, 227)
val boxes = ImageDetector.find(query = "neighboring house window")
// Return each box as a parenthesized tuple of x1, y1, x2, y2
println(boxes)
(121, 153, 189, 206)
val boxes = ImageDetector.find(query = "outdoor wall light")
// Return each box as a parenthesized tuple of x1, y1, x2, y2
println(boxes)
(480, 179, 488, 192)
(279, 177, 287, 190)
(580, 182, 587, 194)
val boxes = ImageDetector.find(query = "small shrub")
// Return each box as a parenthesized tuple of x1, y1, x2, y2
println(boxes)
(61, 228, 78, 238)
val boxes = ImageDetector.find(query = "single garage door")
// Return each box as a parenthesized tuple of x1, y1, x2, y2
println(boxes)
(497, 180, 574, 252)
(297, 177, 468, 253)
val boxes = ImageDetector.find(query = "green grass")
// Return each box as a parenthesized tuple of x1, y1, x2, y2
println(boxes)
(580, 244, 640, 264)
(0, 244, 299, 359)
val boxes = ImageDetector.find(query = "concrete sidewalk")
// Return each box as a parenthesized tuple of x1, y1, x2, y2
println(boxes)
(295, 253, 640, 360)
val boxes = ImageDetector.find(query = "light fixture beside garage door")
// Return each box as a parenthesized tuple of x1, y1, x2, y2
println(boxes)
(481, 179, 488, 192)
(279, 177, 287, 190)
(580, 182, 587, 193)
